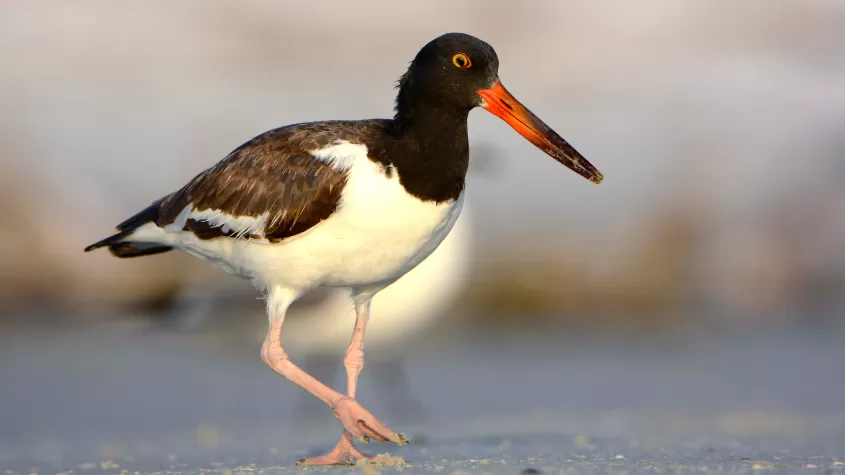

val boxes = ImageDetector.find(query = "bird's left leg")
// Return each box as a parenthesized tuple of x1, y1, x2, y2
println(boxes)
(297, 296, 407, 466)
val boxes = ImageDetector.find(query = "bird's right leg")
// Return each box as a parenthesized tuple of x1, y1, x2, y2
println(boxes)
(259, 289, 404, 463)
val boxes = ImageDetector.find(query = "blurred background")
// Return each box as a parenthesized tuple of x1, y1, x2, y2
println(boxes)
(1, 1, 845, 472)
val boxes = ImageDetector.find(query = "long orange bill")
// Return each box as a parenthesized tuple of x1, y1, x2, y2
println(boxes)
(477, 82, 603, 184)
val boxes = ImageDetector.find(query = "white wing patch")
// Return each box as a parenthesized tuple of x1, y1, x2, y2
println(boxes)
(164, 204, 269, 239)
(163, 204, 192, 233)
(309, 140, 368, 171)
(192, 208, 269, 238)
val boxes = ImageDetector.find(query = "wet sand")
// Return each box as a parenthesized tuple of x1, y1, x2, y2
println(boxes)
(1, 321, 844, 474)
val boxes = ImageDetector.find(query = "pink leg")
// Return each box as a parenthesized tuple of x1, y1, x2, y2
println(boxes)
(295, 298, 407, 466)
(344, 299, 369, 399)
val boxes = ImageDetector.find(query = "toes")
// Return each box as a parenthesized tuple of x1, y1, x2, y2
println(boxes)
(343, 422, 369, 443)
(366, 417, 407, 445)
(358, 419, 406, 445)
(297, 455, 357, 466)
(332, 397, 409, 445)
(358, 420, 389, 443)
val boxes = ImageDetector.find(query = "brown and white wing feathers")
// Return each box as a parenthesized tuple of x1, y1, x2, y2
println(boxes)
(155, 124, 356, 242)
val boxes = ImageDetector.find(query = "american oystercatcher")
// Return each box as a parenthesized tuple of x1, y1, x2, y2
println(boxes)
(85, 32, 603, 465)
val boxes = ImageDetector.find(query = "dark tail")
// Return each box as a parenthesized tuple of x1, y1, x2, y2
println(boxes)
(85, 197, 174, 258)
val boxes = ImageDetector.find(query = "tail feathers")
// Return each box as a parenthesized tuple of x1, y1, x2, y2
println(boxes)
(84, 229, 134, 253)
(84, 228, 174, 258)
(107, 242, 173, 258)
(85, 196, 174, 258)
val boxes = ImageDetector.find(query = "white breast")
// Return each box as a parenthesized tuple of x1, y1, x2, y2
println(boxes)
(284, 199, 473, 353)
(328, 152, 464, 289)
(255, 142, 464, 291)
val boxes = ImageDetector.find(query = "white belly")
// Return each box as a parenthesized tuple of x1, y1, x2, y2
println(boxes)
(139, 148, 464, 297)
(251, 181, 464, 292)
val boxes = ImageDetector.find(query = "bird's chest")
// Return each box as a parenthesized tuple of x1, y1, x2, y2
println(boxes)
(312, 156, 464, 287)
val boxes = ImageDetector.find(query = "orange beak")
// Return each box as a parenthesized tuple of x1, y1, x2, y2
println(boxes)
(477, 82, 603, 184)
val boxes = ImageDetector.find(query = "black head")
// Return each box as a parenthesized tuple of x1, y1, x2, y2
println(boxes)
(395, 33, 499, 118)
(395, 32, 604, 184)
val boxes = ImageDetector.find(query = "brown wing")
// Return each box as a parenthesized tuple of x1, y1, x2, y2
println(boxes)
(156, 123, 355, 242)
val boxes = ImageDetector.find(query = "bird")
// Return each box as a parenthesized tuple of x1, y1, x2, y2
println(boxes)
(84, 32, 603, 465)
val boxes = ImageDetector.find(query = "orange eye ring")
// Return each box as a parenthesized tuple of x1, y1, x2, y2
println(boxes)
(451, 52, 472, 69)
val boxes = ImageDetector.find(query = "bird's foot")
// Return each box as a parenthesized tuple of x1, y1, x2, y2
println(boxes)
(330, 396, 408, 445)
(297, 432, 375, 466)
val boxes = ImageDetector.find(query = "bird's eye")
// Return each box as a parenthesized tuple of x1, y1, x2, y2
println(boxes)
(451, 53, 471, 69)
